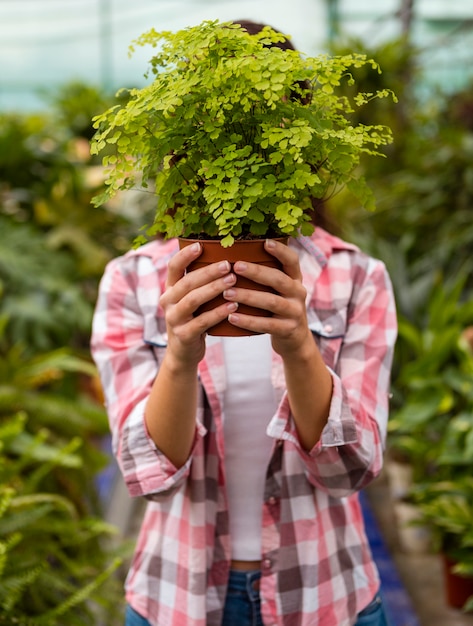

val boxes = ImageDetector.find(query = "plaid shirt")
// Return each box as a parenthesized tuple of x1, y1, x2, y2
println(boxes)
(91, 228, 397, 626)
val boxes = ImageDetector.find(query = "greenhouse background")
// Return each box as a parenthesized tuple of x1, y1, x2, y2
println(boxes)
(1, 1, 473, 624)
(1, 0, 473, 110)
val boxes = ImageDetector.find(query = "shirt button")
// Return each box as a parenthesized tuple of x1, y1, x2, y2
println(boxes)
(267, 496, 277, 506)
(262, 558, 272, 570)
(324, 324, 333, 333)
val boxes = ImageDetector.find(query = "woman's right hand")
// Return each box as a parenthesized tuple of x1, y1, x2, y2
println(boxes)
(159, 242, 238, 367)
(145, 241, 236, 467)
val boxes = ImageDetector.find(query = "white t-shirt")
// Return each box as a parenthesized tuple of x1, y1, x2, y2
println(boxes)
(221, 334, 277, 560)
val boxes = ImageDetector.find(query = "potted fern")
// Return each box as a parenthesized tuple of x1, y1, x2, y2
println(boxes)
(411, 478, 473, 612)
(90, 19, 394, 333)
(91, 19, 394, 243)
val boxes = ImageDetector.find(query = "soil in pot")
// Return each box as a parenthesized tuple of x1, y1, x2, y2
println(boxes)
(178, 237, 287, 337)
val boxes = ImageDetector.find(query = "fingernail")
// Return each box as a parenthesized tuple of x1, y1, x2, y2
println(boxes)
(192, 242, 201, 253)
(235, 261, 247, 272)
(223, 274, 235, 285)
(223, 288, 236, 298)
(265, 238, 276, 249)
(219, 261, 230, 272)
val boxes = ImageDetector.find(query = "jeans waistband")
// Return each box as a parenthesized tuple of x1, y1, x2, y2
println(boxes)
(228, 570, 261, 600)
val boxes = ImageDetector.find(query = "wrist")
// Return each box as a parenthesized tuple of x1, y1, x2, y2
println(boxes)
(274, 327, 315, 363)
(163, 348, 200, 378)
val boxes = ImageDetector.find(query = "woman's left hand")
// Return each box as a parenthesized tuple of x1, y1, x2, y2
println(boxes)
(223, 238, 312, 357)
(224, 238, 333, 449)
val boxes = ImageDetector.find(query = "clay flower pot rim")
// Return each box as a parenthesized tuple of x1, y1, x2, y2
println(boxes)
(178, 236, 289, 263)
(179, 234, 289, 243)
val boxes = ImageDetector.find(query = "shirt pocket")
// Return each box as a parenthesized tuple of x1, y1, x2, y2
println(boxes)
(308, 309, 346, 369)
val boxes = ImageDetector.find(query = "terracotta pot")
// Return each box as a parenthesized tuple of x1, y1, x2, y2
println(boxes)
(178, 237, 287, 337)
(443, 555, 473, 611)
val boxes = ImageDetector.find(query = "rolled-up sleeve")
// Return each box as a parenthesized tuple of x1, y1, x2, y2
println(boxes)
(268, 255, 397, 497)
(91, 252, 206, 497)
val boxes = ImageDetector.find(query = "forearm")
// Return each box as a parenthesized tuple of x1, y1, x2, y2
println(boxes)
(144, 353, 199, 468)
(283, 333, 333, 451)
(143, 243, 237, 468)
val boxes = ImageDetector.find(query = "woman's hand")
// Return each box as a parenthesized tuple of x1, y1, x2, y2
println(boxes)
(223, 239, 312, 357)
(223, 238, 333, 449)
(146, 242, 238, 467)
(159, 242, 238, 367)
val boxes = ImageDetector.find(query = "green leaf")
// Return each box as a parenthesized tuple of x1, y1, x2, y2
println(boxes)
(90, 19, 394, 242)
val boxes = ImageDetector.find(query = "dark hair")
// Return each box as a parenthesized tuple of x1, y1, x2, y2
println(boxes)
(234, 20, 336, 234)
(234, 20, 297, 52)
(234, 19, 310, 102)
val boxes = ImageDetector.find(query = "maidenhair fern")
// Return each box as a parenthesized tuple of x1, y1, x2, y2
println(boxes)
(92, 20, 395, 246)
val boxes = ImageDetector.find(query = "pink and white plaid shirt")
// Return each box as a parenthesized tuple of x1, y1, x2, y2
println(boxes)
(91, 228, 397, 626)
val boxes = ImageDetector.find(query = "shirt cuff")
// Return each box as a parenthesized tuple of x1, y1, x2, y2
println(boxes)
(266, 369, 358, 455)
(120, 399, 208, 497)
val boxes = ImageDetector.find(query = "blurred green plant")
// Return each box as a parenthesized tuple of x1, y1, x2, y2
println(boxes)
(0, 80, 142, 624)
(326, 33, 473, 610)
(328, 34, 418, 168)
(0, 86, 154, 281)
(44, 81, 116, 141)
(387, 275, 473, 610)
(410, 477, 473, 612)
(0, 413, 124, 625)
(0, 312, 127, 623)
(0, 216, 93, 353)
(387, 274, 473, 479)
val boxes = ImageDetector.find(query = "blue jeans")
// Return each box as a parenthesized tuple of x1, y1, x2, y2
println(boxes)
(125, 604, 150, 626)
(124, 572, 264, 626)
(355, 591, 391, 626)
(125, 577, 391, 626)
(221, 571, 391, 626)
(222, 570, 263, 626)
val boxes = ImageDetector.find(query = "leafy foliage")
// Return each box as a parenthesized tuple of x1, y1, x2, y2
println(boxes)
(0, 414, 123, 625)
(0, 313, 129, 623)
(91, 20, 395, 246)
(410, 476, 473, 611)
(0, 217, 93, 353)
(327, 32, 473, 607)
(388, 277, 473, 605)
(387, 275, 473, 475)
(44, 81, 117, 141)
(0, 104, 152, 280)
(0, 82, 138, 623)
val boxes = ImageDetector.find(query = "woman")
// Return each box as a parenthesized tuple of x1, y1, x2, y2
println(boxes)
(91, 23, 397, 626)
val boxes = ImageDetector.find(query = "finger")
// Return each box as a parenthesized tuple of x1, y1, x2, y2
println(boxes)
(166, 272, 236, 322)
(174, 301, 239, 340)
(223, 285, 302, 318)
(232, 260, 288, 294)
(166, 242, 202, 288)
(232, 260, 305, 300)
(231, 240, 301, 294)
(264, 238, 302, 280)
(227, 310, 294, 336)
(163, 260, 234, 307)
